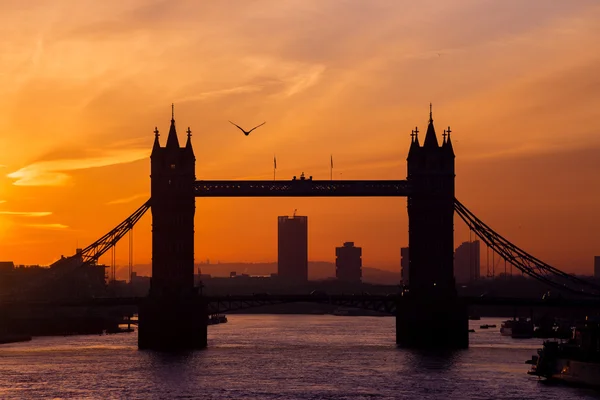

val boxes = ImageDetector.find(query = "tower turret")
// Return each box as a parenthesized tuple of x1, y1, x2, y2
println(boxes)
(442, 126, 455, 156)
(185, 127, 195, 157)
(151, 127, 161, 156)
(406, 126, 421, 177)
(407, 126, 420, 155)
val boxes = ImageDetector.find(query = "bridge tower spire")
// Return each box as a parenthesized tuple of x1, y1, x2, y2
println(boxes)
(165, 103, 180, 149)
(139, 105, 205, 350)
(400, 105, 467, 349)
(423, 103, 439, 148)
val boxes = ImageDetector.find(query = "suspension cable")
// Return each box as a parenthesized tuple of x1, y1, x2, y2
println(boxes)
(454, 198, 600, 297)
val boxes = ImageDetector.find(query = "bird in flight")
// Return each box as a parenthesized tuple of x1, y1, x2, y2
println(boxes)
(229, 120, 266, 136)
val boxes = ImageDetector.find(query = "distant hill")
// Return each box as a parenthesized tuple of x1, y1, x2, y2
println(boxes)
(362, 267, 401, 285)
(124, 261, 400, 285)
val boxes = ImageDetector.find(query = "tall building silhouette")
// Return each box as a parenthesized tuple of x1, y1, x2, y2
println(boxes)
(400, 247, 409, 285)
(277, 215, 308, 281)
(595, 256, 600, 279)
(335, 242, 362, 283)
(454, 241, 481, 284)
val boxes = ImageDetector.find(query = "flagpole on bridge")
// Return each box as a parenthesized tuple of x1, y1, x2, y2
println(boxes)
(274, 155, 277, 180)
(330, 154, 333, 181)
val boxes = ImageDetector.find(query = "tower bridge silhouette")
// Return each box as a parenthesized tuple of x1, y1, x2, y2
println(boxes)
(6, 106, 600, 351)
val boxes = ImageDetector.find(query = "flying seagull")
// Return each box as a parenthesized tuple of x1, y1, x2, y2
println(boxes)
(229, 120, 266, 136)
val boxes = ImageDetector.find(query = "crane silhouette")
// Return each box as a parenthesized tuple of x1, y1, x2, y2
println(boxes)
(229, 121, 266, 136)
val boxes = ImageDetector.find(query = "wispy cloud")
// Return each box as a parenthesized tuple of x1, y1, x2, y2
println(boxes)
(0, 200, 5, 204)
(175, 85, 263, 103)
(283, 65, 326, 97)
(174, 63, 325, 104)
(106, 192, 149, 205)
(25, 223, 68, 229)
(7, 148, 149, 186)
(0, 211, 52, 217)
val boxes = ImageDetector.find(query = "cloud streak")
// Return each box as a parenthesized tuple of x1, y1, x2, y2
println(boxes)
(175, 85, 264, 103)
(106, 193, 149, 205)
(25, 223, 68, 229)
(7, 148, 149, 186)
(0, 211, 52, 217)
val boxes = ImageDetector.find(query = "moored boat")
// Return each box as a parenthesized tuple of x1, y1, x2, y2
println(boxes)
(533, 317, 573, 339)
(511, 318, 534, 339)
(500, 319, 513, 336)
(527, 317, 600, 387)
(207, 314, 228, 325)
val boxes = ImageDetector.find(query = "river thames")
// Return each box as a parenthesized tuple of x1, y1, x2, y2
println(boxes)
(0, 316, 598, 399)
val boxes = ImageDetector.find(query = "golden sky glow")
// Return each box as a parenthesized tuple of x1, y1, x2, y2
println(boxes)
(1, 0, 600, 274)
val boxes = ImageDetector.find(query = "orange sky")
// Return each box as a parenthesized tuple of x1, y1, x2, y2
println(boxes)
(1, 0, 600, 274)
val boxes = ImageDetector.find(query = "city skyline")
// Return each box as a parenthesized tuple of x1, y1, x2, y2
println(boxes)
(2, 1, 600, 273)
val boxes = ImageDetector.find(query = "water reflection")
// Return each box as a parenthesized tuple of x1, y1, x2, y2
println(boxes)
(404, 348, 464, 371)
(0, 316, 598, 400)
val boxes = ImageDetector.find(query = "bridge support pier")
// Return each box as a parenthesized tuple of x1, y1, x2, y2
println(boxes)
(138, 296, 207, 350)
(396, 295, 468, 349)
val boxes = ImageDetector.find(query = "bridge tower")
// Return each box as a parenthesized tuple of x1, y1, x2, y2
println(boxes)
(138, 106, 207, 350)
(397, 105, 468, 348)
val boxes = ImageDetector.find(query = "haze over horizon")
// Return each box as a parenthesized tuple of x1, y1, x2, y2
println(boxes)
(1, 0, 600, 274)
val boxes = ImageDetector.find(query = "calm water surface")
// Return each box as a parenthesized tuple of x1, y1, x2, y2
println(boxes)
(0, 316, 599, 399)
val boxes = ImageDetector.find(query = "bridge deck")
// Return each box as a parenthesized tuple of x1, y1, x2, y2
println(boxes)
(193, 180, 411, 197)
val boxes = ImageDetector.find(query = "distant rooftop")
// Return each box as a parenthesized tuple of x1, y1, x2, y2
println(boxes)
(0, 261, 15, 270)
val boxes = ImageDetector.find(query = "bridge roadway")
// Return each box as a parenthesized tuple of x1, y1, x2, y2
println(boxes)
(193, 180, 411, 197)
(4, 295, 600, 314)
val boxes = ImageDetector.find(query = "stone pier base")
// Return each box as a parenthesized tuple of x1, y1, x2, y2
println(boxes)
(396, 295, 468, 349)
(138, 296, 207, 350)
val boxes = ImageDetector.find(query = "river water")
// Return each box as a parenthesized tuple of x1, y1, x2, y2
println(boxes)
(0, 316, 598, 399)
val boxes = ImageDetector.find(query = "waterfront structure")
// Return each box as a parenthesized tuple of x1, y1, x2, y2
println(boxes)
(335, 242, 362, 283)
(139, 108, 206, 350)
(6, 101, 595, 351)
(454, 241, 481, 284)
(139, 104, 467, 350)
(51, 249, 107, 293)
(0, 254, 106, 301)
(148, 112, 196, 298)
(400, 247, 409, 285)
(397, 105, 468, 348)
(0, 262, 14, 272)
(277, 215, 309, 281)
(7, 103, 590, 351)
